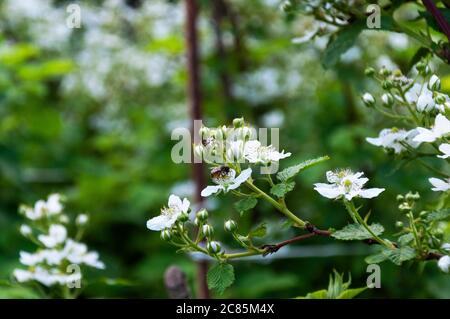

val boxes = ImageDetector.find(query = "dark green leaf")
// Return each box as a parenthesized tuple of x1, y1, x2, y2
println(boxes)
(331, 223, 384, 241)
(322, 23, 365, 69)
(270, 181, 295, 198)
(419, 9, 450, 33)
(207, 263, 235, 295)
(277, 156, 329, 182)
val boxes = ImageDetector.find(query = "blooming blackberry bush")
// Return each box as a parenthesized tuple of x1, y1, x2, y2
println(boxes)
(147, 111, 449, 294)
(12, 194, 104, 298)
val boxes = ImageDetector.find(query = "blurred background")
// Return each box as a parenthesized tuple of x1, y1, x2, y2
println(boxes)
(0, 0, 449, 298)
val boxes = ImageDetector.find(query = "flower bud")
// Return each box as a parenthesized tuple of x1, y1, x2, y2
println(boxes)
(197, 209, 208, 221)
(194, 217, 202, 226)
(232, 117, 245, 128)
(362, 93, 375, 107)
(382, 80, 393, 90)
(364, 67, 375, 77)
(428, 74, 441, 91)
(381, 93, 394, 107)
(395, 221, 403, 228)
(178, 212, 189, 223)
(207, 241, 222, 254)
(20, 224, 32, 236)
(379, 67, 391, 77)
(161, 229, 172, 241)
(224, 220, 237, 232)
(76, 214, 89, 226)
(435, 94, 446, 105)
(419, 211, 428, 217)
(396, 194, 404, 202)
(202, 224, 214, 237)
(59, 214, 69, 223)
(405, 192, 420, 201)
(416, 61, 426, 72)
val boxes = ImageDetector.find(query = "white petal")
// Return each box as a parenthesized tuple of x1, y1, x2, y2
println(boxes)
(429, 177, 450, 192)
(314, 183, 342, 199)
(181, 198, 190, 213)
(231, 168, 252, 186)
(434, 114, 450, 136)
(442, 243, 450, 251)
(359, 188, 385, 198)
(146, 215, 173, 231)
(438, 255, 450, 273)
(200, 185, 221, 197)
(438, 143, 450, 159)
(168, 194, 182, 208)
(413, 128, 436, 143)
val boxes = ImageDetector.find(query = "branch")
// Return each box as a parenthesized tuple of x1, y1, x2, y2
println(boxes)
(259, 222, 444, 261)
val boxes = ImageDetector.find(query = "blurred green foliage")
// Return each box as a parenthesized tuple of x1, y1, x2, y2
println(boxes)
(0, 0, 448, 298)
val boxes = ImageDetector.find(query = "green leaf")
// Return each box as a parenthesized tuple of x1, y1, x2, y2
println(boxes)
(384, 246, 416, 266)
(419, 9, 450, 33)
(408, 47, 431, 71)
(249, 222, 267, 238)
(322, 23, 365, 69)
(337, 287, 367, 299)
(270, 181, 295, 198)
(207, 263, 235, 295)
(365, 252, 388, 264)
(398, 233, 414, 246)
(234, 197, 258, 216)
(296, 289, 328, 299)
(277, 156, 329, 182)
(331, 223, 384, 241)
(424, 209, 450, 223)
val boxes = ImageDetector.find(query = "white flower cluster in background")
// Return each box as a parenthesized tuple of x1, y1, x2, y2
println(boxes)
(438, 243, 450, 273)
(364, 70, 450, 194)
(13, 194, 104, 287)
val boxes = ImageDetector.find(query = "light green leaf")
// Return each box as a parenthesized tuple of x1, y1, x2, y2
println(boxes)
(331, 223, 384, 241)
(398, 233, 414, 246)
(337, 287, 367, 299)
(249, 222, 267, 238)
(424, 209, 450, 223)
(270, 181, 295, 198)
(207, 263, 235, 295)
(234, 197, 258, 216)
(296, 289, 328, 299)
(384, 246, 416, 266)
(365, 252, 388, 264)
(276, 156, 329, 182)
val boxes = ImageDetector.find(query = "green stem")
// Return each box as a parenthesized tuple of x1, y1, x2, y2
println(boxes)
(245, 180, 306, 227)
(344, 200, 395, 249)
(408, 211, 423, 256)
(224, 249, 264, 260)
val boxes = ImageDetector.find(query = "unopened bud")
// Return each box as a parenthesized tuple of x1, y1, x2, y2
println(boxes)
(362, 93, 375, 107)
(197, 209, 208, 221)
(381, 93, 394, 107)
(232, 117, 245, 128)
(207, 241, 222, 254)
(364, 67, 375, 77)
(428, 74, 441, 91)
(161, 229, 172, 241)
(224, 220, 237, 232)
(202, 224, 214, 237)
